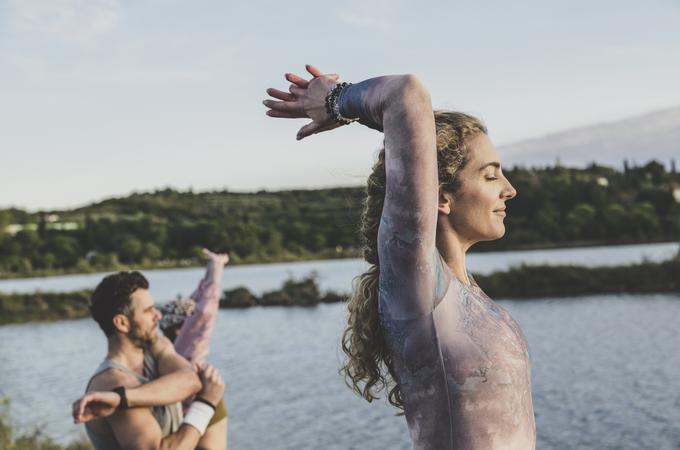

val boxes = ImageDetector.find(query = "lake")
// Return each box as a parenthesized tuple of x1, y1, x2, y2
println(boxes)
(0, 243, 679, 449)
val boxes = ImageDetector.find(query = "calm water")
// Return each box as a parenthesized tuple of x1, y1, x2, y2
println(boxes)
(0, 242, 677, 301)
(0, 246, 679, 449)
(1, 296, 679, 449)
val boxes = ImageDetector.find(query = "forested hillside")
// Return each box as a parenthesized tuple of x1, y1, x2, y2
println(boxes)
(1, 161, 678, 277)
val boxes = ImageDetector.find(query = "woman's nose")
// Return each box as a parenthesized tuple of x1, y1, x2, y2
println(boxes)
(503, 177, 517, 199)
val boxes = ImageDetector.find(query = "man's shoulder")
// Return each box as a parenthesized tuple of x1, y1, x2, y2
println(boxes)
(149, 335, 174, 359)
(88, 366, 143, 392)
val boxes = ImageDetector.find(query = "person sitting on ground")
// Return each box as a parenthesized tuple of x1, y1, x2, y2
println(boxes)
(72, 271, 225, 450)
(159, 248, 230, 450)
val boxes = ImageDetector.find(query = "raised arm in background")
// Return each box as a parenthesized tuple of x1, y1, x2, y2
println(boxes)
(174, 248, 230, 366)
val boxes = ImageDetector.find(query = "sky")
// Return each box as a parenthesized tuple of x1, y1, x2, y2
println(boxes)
(2, 0, 680, 211)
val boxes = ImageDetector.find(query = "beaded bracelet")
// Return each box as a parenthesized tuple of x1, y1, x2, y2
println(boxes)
(324, 82, 357, 125)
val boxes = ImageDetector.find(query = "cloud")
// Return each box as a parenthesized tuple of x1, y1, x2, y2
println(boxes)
(8, 0, 121, 43)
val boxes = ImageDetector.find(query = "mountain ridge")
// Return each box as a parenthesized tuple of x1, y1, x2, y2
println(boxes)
(499, 106, 680, 168)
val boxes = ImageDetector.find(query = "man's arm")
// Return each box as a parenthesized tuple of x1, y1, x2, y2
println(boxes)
(109, 406, 201, 450)
(77, 369, 202, 450)
(76, 366, 224, 450)
(73, 339, 200, 421)
(120, 336, 201, 408)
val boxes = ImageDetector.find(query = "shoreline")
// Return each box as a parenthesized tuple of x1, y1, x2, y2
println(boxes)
(1, 239, 676, 281)
(1, 258, 678, 326)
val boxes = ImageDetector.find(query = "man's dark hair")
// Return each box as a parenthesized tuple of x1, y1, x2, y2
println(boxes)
(90, 271, 149, 336)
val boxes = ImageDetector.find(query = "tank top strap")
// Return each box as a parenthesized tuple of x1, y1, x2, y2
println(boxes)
(86, 357, 149, 392)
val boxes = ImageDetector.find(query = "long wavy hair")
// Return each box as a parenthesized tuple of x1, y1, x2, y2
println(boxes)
(340, 111, 488, 409)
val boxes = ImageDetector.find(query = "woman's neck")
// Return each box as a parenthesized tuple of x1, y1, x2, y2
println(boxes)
(436, 224, 474, 286)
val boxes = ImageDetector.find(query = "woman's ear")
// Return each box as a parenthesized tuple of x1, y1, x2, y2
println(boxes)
(438, 189, 453, 215)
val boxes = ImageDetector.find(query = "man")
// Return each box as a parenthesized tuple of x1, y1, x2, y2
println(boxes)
(72, 271, 224, 450)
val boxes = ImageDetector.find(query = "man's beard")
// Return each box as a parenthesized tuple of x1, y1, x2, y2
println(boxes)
(128, 320, 158, 351)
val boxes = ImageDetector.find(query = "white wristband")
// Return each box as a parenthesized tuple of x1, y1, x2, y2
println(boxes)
(181, 401, 215, 435)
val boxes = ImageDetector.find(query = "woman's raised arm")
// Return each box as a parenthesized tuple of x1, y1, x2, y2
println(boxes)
(265, 69, 439, 317)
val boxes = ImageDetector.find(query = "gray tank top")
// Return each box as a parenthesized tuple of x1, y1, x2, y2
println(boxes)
(85, 352, 183, 450)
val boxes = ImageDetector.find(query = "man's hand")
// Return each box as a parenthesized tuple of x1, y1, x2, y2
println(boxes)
(202, 248, 229, 266)
(72, 390, 121, 424)
(198, 364, 225, 406)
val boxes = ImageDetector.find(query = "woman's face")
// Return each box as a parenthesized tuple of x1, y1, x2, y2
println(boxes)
(441, 133, 517, 244)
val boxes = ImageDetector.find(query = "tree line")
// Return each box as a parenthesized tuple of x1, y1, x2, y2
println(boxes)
(1, 160, 679, 277)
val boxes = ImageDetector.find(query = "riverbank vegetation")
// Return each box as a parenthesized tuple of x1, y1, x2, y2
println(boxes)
(0, 291, 91, 325)
(1, 161, 679, 278)
(475, 258, 680, 299)
(1, 256, 678, 325)
(0, 400, 91, 450)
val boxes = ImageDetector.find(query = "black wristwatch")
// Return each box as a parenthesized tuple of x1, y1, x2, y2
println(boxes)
(112, 386, 129, 410)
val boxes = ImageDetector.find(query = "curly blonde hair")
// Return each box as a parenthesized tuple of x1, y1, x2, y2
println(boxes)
(340, 111, 487, 409)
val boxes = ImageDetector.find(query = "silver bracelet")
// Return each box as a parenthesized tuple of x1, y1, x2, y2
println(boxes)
(324, 82, 356, 125)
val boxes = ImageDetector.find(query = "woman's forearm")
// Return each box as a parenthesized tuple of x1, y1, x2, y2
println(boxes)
(341, 75, 436, 229)
(338, 75, 431, 134)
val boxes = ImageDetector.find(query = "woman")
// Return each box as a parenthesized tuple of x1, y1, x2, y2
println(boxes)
(265, 67, 535, 449)
(160, 248, 230, 450)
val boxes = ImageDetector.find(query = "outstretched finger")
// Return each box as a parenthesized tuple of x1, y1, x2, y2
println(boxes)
(263, 99, 302, 114)
(266, 88, 295, 102)
(306, 64, 323, 78)
(289, 85, 305, 97)
(285, 72, 309, 88)
(306, 64, 339, 81)
(266, 109, 306, 119)
(297, 121, 326, 140)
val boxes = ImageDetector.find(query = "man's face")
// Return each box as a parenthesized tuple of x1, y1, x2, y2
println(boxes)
(127, 288, 161, 350)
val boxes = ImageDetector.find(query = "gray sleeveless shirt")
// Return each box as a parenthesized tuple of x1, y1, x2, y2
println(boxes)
(85, 352, 183, 450)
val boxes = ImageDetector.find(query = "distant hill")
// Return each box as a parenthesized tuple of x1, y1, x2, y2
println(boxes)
(500, 106, 680, 168)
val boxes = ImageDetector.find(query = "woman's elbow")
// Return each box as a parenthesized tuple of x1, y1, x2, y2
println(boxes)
(396, 74, 431, 103)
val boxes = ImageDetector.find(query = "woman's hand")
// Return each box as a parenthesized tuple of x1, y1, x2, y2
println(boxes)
(264, 64, 343, 140)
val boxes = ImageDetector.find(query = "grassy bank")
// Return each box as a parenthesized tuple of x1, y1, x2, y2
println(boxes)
(0, 291, 91, 325)
(0, 400, 91, 450)
(476, 258, 680, 299)
(1, 259, 678, 325)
